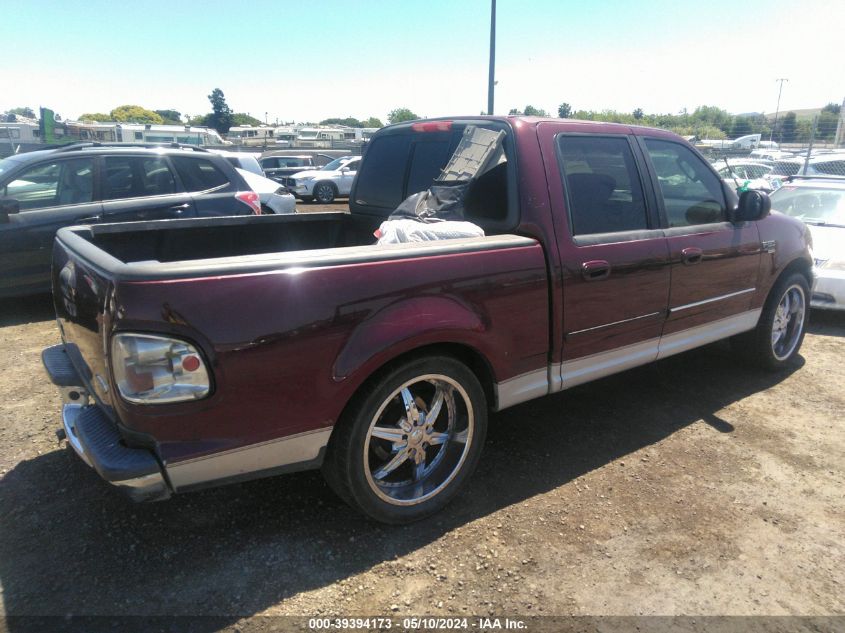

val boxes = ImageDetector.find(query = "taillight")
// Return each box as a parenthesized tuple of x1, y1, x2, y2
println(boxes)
(411, 121, 452, 133)
(111, 333, 210, 404)
(236, 191, 262, 215)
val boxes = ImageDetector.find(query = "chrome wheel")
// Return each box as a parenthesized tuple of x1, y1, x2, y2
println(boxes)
(771, 283, 806, 361)
(363, 374, 474, 506)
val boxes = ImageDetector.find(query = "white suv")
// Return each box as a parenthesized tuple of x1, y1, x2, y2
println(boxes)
(285, 156, 360, 203)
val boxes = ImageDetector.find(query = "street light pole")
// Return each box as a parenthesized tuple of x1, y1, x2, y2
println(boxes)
(770, 78, 788, 144)
(487, 0, 496, 116)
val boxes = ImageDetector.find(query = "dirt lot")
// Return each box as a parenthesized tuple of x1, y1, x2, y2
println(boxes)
(0, 292, 843, 628)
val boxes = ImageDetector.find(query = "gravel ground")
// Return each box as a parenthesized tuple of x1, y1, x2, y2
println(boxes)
(0, 293, 843, 629)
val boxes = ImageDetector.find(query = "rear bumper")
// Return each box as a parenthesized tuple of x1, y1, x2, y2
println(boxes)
(42, 344, 171, 502)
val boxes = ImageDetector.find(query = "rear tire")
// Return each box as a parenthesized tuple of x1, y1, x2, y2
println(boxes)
(732, 271, 809, 370)
(322, 356, 487, 524)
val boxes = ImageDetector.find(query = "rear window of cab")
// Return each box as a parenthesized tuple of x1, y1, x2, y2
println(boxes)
(352, 121, 517, 229)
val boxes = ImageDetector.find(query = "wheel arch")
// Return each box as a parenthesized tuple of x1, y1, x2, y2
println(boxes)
(328, 341, 497, 450)
(314, 179, 338, 194)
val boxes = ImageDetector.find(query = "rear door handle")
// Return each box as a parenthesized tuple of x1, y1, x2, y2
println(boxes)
(582, 260, 611, 281)
(681, 247, 703, 265)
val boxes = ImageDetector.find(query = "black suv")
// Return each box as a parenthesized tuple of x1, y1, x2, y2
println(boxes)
(0, 143, 260, 297)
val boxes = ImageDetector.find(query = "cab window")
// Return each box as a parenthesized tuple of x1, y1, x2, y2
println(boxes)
(643, 139, 726, 227)
(557, 135, 649, 236)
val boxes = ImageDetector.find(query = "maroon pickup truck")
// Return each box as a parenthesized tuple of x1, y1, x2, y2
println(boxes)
(42, 116, 813, 523)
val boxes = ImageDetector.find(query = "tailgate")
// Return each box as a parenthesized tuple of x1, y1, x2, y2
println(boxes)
(51, 236, 118, 415)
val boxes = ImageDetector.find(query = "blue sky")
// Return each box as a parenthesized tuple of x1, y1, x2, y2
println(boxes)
(2, 0, 843, 123)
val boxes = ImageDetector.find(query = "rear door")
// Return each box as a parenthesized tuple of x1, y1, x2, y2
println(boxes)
(539, 126, 671, 389)
(636, 136, 761, 354)
(99, 155, 195, 222)
(170, 155, 244, 216)
(0, 156, 101, 295)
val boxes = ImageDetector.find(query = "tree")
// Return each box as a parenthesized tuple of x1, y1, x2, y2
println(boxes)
(231, 113, 263, 127)
(779, 111, 797, 143)
(731, 116, 753, 137)
(207, 88, 234, 134)
(822, 102, 841, 115)
(508, 108, 522, 115)
(110, 105, 163, 124)
(387, 108, 419, 124)
(361, 117, 383, 128)
(186, 114, 207, 126)
(155, 109, 182, 125)
(633, 108, 644, 120)
(5, 106, 36, 120)
(78, 112, 112, 122)
(321, 117, 363, 127)
(558, 103, 573, 118)
(523, 105, 548, 117)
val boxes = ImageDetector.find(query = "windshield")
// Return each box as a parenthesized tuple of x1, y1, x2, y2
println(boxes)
(772, 161, 801, 177)
(771, 185, 845, 227)
(0, 155, 24, 177)
(321, 158, 348, 171)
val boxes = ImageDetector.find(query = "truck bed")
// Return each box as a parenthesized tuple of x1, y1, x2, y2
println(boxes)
(57, 213, 530, 281)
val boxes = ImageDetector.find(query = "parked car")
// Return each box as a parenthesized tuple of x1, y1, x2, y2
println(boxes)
(771, 154, 845, 179)
(259, 155, 320, 183)
(713, 159, 780, 192)
(0, 143, 260, 298)
(236, 168, 296, 214)
(770, 176, 845, 310)
(209, 149, 264, 176)
(282, 156, 361, 203)
(750, 149, 793, 162)
(41, 117, 812, 523)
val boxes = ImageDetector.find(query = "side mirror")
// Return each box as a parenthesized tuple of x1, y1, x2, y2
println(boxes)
(340, 167, 350, 173)
(733, 190, 771, 223)
(0, 197, 20, 223)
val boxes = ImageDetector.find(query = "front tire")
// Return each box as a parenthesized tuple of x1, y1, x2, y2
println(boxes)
(732, 271, 809, 369)
(322, 356, 487, 524)
(313, 182, 337, 204)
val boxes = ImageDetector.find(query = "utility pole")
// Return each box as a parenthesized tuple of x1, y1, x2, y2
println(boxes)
(487, 0, 496, 116)
(770, 78, 788, 144)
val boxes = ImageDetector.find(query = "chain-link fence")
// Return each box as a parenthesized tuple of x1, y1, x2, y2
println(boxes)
(698, 101, 845, 182)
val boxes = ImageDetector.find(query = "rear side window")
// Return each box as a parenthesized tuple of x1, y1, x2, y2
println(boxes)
(171, 156, 229, 192)
(643, 139, 726, 227)
(103, 156, 176, 200)
(557, 135, 648, 235)
(353, 135, 412, 208)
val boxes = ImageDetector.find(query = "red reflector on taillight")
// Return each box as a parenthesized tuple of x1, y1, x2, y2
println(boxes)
(411, 121, 452, 133)
(236, 191, 262, 215)
(182, 355, 201, 372)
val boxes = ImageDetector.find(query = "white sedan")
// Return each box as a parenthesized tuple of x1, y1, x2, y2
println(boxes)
(770, 178, 845, 310)
(236, 168, 296, 214)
